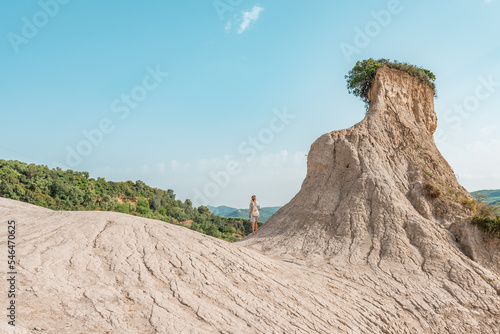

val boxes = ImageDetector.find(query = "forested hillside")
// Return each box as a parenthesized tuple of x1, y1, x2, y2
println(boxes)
(472, 189, 500, 206)
(0, 159, 256, 242)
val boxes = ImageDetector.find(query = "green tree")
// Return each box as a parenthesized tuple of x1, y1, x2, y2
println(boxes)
(198, 205, 210, 215)
(167, 189, 175, 200)
(136, 197, 150, 215)
(149, 196, 161, 211)
(205, 224, 221, 239)
(116, 203, 130, 214)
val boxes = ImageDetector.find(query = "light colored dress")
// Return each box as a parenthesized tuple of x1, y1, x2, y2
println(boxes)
(249, 201, 261, 223)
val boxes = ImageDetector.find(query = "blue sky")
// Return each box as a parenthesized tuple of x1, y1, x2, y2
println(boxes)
(1, 0, 499, 208)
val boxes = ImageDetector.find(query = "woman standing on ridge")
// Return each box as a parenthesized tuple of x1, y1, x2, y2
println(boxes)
(249, 195, 260, 235)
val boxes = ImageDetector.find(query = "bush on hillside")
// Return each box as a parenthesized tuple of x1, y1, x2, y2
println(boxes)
(469, 193, 500, 238)
(471, 215, 500, 238)
(424, 183, 442, 199)
(461, 197, 477, 213)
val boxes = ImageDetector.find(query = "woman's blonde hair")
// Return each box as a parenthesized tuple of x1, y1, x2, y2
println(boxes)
(250, 195, 256, 205)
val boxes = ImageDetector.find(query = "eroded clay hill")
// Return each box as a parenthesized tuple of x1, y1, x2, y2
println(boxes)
(0, 67, 499, 334)
(241, 66, 500, 330)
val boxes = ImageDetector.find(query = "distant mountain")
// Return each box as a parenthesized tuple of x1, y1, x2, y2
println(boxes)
(471, 189, 500, 205)
(206, 205, 238, 216)
(208, 205, 282, 223)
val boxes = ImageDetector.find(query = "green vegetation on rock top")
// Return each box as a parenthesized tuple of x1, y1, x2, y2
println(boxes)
(345, 58, 437, 108)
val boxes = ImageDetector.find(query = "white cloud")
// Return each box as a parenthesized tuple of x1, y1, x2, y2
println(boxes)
(238, 5, 264, 34)
(223, 5, 264, 34)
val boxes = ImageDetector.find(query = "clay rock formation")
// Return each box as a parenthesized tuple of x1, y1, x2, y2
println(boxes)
(0, 67, 499, 333)
(242, 66, 500, 330)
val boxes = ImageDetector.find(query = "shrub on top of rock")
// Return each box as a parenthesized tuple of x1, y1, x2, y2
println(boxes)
(345, 58, 436, 108)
